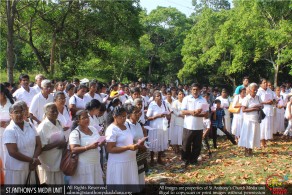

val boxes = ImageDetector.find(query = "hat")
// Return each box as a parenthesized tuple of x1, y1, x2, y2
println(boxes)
(80, 78, 89, 84)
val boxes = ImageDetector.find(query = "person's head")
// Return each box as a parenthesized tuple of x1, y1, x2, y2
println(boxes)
(275, 86, 280, 96)
(249, 83, 258, 97)
(98, 103, 106, 117)
(125, 104, 141, 123)
(55, 81, 65, 92)
(260, 78, 267, 90)
(166, 89, 172, 100)
(242, 76, 249, 87)
(41, 79, 53, 95)
(112, 106, 127, 125)
(76, 84, 88, 97)
(65, 83, 75, 97)
(267, 81, 274, 91)
(202, 92, 210, 101)
(221, 88, 228, 98)
(0, 83, 14, 104)
(160, 85, 166, 93)
(124, 86, 130, 95)
(19, 74, 30, 88)
(171, 87, 177, 97)
(73, 78, 80, 87)
(3, 82, 12, 92)
(202, 85, 207, 93)
(85, 99, 101, 116)
(72, 110, 89, 130)
(153, 91, 162, 103)
(177, 89, 185, 101)
(239, 87, 246, 98)
(214, 99, 221, 107)
(111, 84, 118, 91)
(9, 101, 25, 124)
(141, 87, 148, 96)
(280, 84, 286, 92)
(88, 81, 97, 94)
(35, 74, 45, 87)
(118, 83, 125, 91)
(44, 103, 58, 122)
(54, 91, 66, 107)
(130, 87, 141, 100)
(191, 83, 201, 98)
(133, 98, 143, 111)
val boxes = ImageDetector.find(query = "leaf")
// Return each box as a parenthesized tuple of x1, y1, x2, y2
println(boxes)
(245, 161, 251, 165)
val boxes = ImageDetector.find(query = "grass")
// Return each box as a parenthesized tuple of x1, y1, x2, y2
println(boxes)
(145, 136, 292, 187)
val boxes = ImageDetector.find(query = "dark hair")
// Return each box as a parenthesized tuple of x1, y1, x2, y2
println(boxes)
(214, 99, 221, 104)
(3, 82, 11, 89)
(243, 76, 249, 81)
(19, 74, 29, 81)
(0, 83, 14, 104)
(124, 104, 139, 118)
(85, 99, 101, 111)
(71, 110, 88, 130)
(130, 87, 140, 94)
(54, 81, 64, 90)
(191, 83, 201, 89)
(76, 84, 88, 92)
(106, 105, 126, 125)
(65, 84, 75, 92)
(177, 89, 184, 94)
(89, 81, 97, 88)
(202, 92, 210, 97)
(73, 78, 80, 83)
(239, 87, 246, 93)
(259, 78, 267, 84)
(97, 83, 103, 90)
(53, 91, 65, 102)
(107, 98, 121, 112)
(166, 89, 172, 94)
(99, 103, 106, 112)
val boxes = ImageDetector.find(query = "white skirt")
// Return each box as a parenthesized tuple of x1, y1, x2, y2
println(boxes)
(5, 169, 37, 184)
(69, 161, 104, 184)
(148, 128, 168, 152)
(273, 111, 285, 133)
(106, 160, 139, 185)
(231, 113, 243, 138)
(238, 119, 261, 149)
(260, 115, 273, 140)
(38, 168, 64, 184)
(170, 125, 183, 145)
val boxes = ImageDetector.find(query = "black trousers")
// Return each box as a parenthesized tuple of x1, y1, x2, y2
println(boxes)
(181, 128, 203, 163)
(211, 126, 236, 148)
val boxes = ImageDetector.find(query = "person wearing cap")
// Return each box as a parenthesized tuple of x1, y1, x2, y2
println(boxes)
(234, 76, 249, 95)
(33, 74, 45, 94)
(29, 80, 54, 125)
(13, 74, 37, 108)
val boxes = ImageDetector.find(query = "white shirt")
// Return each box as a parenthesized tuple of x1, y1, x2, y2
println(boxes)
(0, 100, 12, 161)
(172, 100, 184, 127)
(181, 95, 207, 130)
(242, 94, 261, 122)
(84, 93, 104, 105)
(33, 85, 42, 94)
(69, 94, 86, 109)
(119, 94, 129, 104)
(89, 114, 102, 133)
(37, 118, 64, 171)
(146, 101, 169, 130)
(57, 106, 72, 140)
(29, 92, 54, 122)
(126, 119, 144, 143)
(257, 87, 275, 116)
(3, 121, 37, 170)
(13, 86, 37, 107)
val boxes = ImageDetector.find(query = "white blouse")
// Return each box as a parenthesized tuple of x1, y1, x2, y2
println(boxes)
(69, 94, 86, 109)
(146, 101, 169, 130)
(172, 100, 184, 127)
(242, 94, 261, 122)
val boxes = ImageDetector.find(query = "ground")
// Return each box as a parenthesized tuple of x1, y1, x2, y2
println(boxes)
(145, 136, 292, 188)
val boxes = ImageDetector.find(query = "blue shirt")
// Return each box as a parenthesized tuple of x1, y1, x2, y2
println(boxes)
(211, 108, 225, 128)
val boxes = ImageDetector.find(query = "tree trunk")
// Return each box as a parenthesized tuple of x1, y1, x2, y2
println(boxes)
(50, 32, 57, 76)
(6, 0, 17, 84)
(274, 64, 279, 87)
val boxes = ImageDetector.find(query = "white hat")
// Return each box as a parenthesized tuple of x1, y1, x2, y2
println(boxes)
(80, 78, 89, 84)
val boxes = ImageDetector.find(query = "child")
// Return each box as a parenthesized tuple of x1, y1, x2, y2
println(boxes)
(211, 99, 236, 148)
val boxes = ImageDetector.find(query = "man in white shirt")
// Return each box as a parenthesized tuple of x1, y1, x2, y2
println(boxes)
(181, 83, 208, 167)
(13, 74, 37, 107)
(33, 74, 45, 94)
(29, 80, 54, 125)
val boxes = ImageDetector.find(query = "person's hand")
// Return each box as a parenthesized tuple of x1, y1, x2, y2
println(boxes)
(0, 121, 8, 128)
(87, 142, 99, 150)
(98, 139, 106, 147)
(128, 144, 138, 151)
(63, 127, 70, 131)
(57, 139, 67, 149)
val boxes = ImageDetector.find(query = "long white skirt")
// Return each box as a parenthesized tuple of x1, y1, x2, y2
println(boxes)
(260, 115, 273, 140)
(231, 113, 243, 138)
(170, 125, 183, 145)
(273, 111, 285, 133)
(225, 112, 231, 132)
(148, 128, 168, 152)
(69, 161, 104, 184)
(168, 115, 175, 141)
(38, 168, 64, 184)
(106, 160, 139, 185)
(5, 169, 37, 184)
(238, 119, 260, 149)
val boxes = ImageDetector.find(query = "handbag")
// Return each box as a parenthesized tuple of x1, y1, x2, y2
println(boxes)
(25, 170, 40, 185)
(258, 108, 266, 123)
(60, 129, 80, 176)
(228, 102, 240, 114)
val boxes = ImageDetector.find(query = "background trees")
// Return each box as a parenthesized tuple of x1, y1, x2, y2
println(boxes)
(1, 0, 292, 87)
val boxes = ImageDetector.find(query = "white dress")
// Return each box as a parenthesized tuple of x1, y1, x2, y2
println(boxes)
(105, 124, 139, 186)
(231, 95, 244, 138)
(171, 100, 184, 145)
(238, 95, 261, 149)
(0, 100, 11, 162)
(57, 106, 72, 141)
(273, 95, 285, 133)
(257, 87, 275, 140)
(69, 127, 104, 184)
(37, 118, 64, 184)
(3, 121, 38, 184)
(146, 101, 169, 152)
(126, 120, 145, 185)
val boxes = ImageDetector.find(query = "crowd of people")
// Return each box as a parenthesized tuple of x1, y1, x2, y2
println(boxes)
(0, 74, 291, 189)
